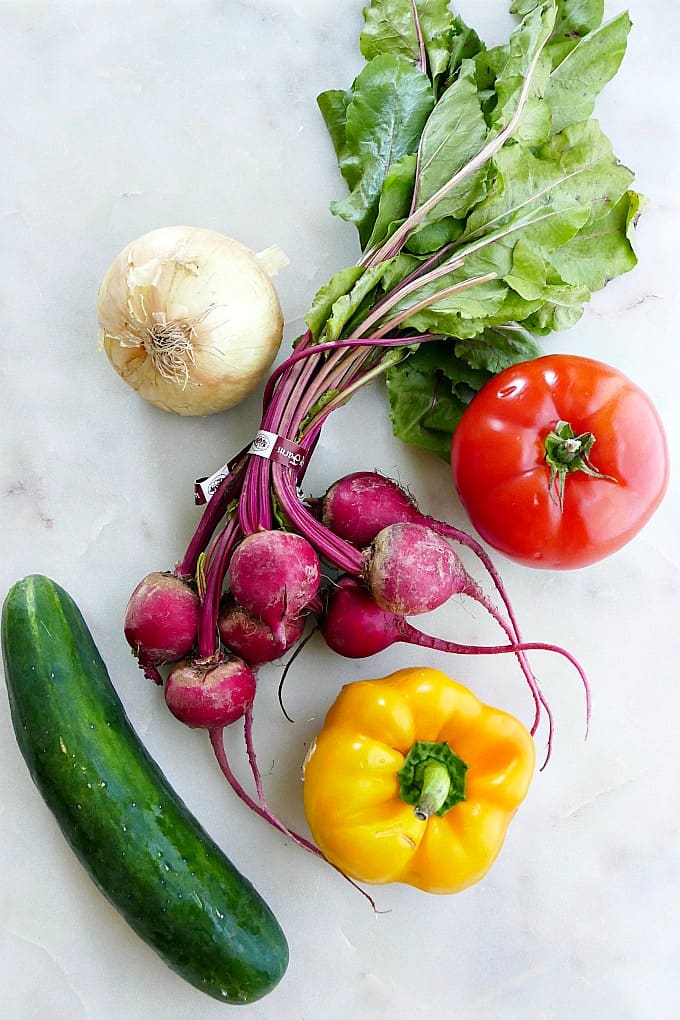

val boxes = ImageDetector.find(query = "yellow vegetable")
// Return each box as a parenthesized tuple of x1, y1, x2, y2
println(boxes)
(302, 667, 535, 894)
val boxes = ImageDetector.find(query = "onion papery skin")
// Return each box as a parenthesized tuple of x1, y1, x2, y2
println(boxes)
(97, 225, 285, 416)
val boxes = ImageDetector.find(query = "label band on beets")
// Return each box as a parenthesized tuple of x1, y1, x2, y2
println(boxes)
(194, 431, 307, 505)
(194, 461, 232, 505)
(248, 430, 307, 470)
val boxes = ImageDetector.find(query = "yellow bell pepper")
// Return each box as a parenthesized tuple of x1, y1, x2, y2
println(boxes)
(302, 666, 535, 894)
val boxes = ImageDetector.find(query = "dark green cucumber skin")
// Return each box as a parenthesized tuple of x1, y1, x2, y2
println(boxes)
(1, 575, 288, 1005)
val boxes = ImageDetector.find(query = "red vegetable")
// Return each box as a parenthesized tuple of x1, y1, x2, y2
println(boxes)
(164, 656, 257, 729)
(321, 471, 422, 548)
(319, 469, 535, 652)
(124, 572, 199, 682)
(227, 531, 320, 651)
(363, 522, 465, 616)
(218, 596, 306, 665)
(451, 355, 669, 570)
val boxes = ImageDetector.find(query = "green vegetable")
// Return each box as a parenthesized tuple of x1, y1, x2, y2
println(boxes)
(311, 0, 640, 456)
(319, 54, 434, 247)
(1, 575, 288, 1005)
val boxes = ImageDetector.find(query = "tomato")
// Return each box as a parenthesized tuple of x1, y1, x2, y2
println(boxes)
(450, 355, 669, 569)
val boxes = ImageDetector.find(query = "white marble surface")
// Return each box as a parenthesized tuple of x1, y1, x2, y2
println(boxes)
(1, 1, 678, 1017)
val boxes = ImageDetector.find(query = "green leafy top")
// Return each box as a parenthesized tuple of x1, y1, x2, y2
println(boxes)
(310, 0, 640, 458)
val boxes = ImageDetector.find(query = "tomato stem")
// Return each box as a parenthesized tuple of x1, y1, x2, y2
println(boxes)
(544, 419, 615, 510)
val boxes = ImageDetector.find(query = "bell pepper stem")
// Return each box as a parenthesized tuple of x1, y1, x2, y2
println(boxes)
(414, 761, 451, 821)
(398, 739, 468, 818)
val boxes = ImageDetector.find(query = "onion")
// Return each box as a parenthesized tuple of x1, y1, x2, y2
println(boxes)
(97, 225, 287, 415)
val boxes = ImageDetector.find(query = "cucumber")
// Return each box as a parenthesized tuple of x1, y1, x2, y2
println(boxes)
(1, 575, 288, 1005)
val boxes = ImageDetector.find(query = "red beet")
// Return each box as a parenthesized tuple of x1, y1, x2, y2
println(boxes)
(227, 531, 320, 650)
(218, 596, 306, 665)
(164, 656, 256, 730)
(364, 522, 466, 616)
(124, 571, 199, 673)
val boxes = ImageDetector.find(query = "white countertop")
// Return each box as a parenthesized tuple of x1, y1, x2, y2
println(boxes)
(1, 2, 678, 1018)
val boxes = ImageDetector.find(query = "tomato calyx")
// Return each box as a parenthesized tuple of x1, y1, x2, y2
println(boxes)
(544, 419, 615, 510)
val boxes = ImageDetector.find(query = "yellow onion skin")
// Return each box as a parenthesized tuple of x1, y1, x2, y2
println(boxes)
(97, 225, 285, 416)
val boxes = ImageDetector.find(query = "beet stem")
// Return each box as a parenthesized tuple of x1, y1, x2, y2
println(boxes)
(400, 617, 593, 769)
(463, 579, 545, 735)
(196, 517, 241, 659)
(209, 726, 320, 854)
(262, 333, 435, 411)
(208, 724, 379, 911)
(243, 704, 268, 807)
(177, 457, 247, 578)
(463, 578, 590, 744)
